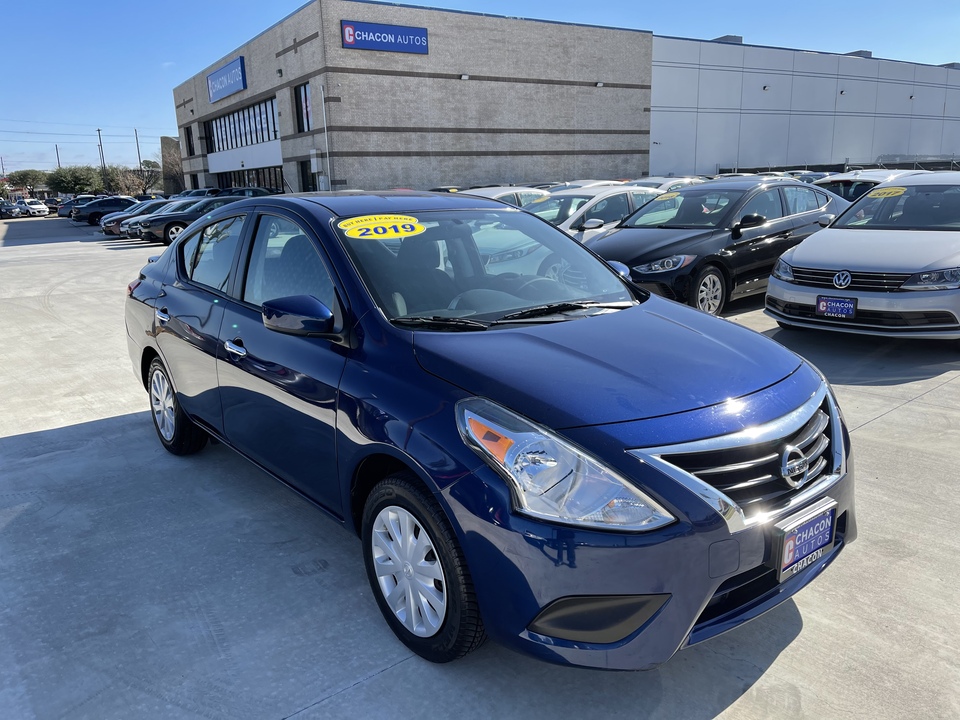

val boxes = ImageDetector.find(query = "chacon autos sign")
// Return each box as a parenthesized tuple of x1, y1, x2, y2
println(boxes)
(207, 57, 247, 103)
(341, 20, 428, 54)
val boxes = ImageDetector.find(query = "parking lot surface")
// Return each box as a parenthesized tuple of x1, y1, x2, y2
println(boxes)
(1, 216, 958, 719)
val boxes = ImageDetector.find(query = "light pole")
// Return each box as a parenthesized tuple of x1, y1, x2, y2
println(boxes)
(96, 128, 107, 191)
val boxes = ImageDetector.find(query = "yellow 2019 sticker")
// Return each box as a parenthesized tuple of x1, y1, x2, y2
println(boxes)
(338, 214, 426, 239)
(867, 187, 906, 199)
(656, 192, 680, 201)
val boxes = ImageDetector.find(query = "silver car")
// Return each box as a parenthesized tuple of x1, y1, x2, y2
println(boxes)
(457, 186, 549, 206)
(813, 168, 929, 203)
(525, 185, 662, 244)
(766, 172, 960, 341)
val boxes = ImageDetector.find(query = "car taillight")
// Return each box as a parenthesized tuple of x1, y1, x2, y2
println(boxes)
(127, 279, 141, 297)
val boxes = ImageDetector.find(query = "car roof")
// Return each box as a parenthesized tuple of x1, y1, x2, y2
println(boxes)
(459, 186, 545, 198)
(686, 177, 812, 191)
(869, 170, 960, 187)
(235, 191, 510, 218)
(546, 186, 640, 198)
(814, 169, 930, 184)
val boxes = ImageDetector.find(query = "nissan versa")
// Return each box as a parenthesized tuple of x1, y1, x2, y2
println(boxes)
(125, 192, 856, 670)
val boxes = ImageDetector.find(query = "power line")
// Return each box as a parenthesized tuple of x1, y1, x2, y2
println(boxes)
(0, 117, 176, 132)
(0, 129, 160, 138)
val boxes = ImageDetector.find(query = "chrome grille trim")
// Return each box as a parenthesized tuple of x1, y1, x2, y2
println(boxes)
(627, 384, 846, 533)
(792, 267, 912, 292)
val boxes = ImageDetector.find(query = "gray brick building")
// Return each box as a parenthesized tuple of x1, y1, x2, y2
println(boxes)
(172, 0, 653, 191)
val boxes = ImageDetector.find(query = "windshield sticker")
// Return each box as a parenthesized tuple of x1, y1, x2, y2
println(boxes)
(655, 192, 679, 201)
(338, 214, 426, 239)
(866, 187, 906, 198)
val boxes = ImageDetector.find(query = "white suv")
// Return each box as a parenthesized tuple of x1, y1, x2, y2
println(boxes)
(15, 199, 50, 217)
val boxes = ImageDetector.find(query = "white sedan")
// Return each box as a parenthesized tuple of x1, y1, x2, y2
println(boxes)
(457, 186, 549, 206)
(15, 199, 50, 217)
(525, 185, 662, 243)
(766, 172, 960, 341)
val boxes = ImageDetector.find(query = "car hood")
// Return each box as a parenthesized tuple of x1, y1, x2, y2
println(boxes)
(414, 298, 802, 428)
(787, 228, 960, 272)
(141, 211, 191, 224)
(586, 226, 718, 263)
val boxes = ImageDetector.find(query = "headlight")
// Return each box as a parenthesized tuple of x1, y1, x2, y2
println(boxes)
(772, 257, 795, 282)
(631, 255, 695, 274)
(901, 268, 960, 291)
(140, 222, 151, 228)
(457, 397, 675, 531)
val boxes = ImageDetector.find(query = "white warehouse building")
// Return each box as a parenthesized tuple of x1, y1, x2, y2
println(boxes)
(649, 35, 960, 176)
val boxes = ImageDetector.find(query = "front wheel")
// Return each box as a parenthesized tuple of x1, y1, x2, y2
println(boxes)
(362, 473, 485, 663)
(147, 358, 207, 455)
(87, 213, 102, 226)
(165, 223, 186, 245)
(689, 266, 726, 315)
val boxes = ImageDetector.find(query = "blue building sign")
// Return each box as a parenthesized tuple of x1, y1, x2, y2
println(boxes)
(207, 57, 247, 104)
(341, 20, 428, 55)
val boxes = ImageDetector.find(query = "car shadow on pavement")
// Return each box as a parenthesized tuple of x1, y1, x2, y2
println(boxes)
(0, 412, 802, 719)
(765, 326, 960, 387)
(0, 218, 159, 250)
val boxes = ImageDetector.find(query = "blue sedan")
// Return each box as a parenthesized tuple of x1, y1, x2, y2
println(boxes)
(125, 192, 856, 669)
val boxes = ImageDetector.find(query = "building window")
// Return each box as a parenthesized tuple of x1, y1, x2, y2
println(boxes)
(185, 126, 195, 156)
(299, 161, 317, 192)
(295, 83, 312, 134)
(203, 97, 279, 154)
(190, 173, 199, 190)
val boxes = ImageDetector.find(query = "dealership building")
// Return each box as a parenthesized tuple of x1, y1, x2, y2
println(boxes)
(172, 0, 960, 191)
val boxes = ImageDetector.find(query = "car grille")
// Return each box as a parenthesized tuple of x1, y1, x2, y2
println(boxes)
(767, 297, 959, 329)
(629, 387, 840, 526)
(792, 267, 912, 292)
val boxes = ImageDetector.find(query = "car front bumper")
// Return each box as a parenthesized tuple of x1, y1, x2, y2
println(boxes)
(765, 276, 960, 339)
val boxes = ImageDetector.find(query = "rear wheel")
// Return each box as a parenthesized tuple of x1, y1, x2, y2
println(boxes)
(87, 212, 102, 226)
(362, 473, 485, 663)
(165, 223, 186, 245)
(689, 266, 726, 315)
(147, 358, 207, 455)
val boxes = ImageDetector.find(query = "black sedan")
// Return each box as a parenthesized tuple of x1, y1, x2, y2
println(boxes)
(584, 178, 848, 314)
(139, 195, 244, 244)
(71, 196, 137, 225)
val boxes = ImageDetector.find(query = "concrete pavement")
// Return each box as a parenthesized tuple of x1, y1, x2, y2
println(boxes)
(1, 215, 957, 719)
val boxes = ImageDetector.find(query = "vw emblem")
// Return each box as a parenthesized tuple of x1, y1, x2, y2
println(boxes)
(781, 445, 810, 489)
(833, 270, 852, 289)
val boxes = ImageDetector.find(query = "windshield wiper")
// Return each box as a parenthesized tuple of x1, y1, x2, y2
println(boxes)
(494, 301, 633, 323)
(391, 316, 490, 331)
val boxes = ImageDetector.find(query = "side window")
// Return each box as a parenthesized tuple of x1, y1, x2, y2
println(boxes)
(516, 191, 543, 206)
(630, 191, 657, 210)
(242, 215, 336, 310)
(584, 193, 630, 224)
(180, 215, 245, 293)
(739, 189, 784, 222)
(497, 193, 520, 207)
(782, 186, 821, 215)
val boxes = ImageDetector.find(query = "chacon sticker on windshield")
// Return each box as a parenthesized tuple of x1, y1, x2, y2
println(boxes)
(866, 187, 906, 198)
(655, 192, 680, 201)
(337, 214, 426, 239)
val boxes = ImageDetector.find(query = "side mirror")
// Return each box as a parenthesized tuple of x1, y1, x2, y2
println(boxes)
(731, 213, 766, 239)
(606, 260, 631, 280)
(818, 214, 835, 228)
(579, 218, 606, 231)
(262, 295, 335, 336)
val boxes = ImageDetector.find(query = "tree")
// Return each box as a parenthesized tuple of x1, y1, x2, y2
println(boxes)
(131, 160, 162, 194)
(7, 169, 49, 195)
(47, 166, 101, 195)
(159, 141, 184, 195)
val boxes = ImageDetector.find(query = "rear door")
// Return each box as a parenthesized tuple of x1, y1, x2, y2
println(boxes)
(216, 210, 347, 514)
(154, 212, 248, 434)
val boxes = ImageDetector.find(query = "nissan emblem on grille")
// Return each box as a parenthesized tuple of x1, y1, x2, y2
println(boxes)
(781, 445, 810, 488)
(833, 270, 852, 289)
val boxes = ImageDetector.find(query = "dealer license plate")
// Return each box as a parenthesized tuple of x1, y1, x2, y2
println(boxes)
(774, 498, 837, 582)
(816, 295, 856, 319)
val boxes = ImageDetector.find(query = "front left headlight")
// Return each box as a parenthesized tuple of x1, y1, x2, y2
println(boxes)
(457, 397, 675, 531)
(772, 257, 795, 282)
(631, 255, 696, 274)
(901, 268, 960, 291)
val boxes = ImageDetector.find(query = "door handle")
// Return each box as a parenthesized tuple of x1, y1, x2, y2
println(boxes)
(224, 339, 247, 358)
(155, 307, 170, 323)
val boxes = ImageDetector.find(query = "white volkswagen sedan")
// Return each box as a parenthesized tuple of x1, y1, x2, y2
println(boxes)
(766, 172, 960, 341)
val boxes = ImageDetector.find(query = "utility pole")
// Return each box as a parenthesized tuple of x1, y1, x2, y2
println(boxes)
(96, 128, 107, 191)
(134, 128, 143, 169)
(55, 145, 62, 168)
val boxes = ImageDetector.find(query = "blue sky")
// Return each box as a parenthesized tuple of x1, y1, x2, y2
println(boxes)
(2, 0, 956, 175)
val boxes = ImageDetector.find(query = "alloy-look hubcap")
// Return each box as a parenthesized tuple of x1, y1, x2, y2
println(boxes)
(150, 370, 176, 441)
(371, 506, 447, 637)
(697, 274, 723, 314)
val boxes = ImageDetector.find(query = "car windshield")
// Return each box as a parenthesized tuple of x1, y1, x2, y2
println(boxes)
(525, 195, 592, 225)
(334, 209, 637, 325)
(624, 189, 744, 228)
(160, 199, 202, 214)
(833, 184, 960, 231)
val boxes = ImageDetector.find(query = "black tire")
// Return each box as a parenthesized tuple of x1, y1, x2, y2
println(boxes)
(688, 265, 727, 315)
(165, 223, 186, 245)
(147, 358, 207, 455)
(362, 473, 485, 663)
(87, 213, 102, 226)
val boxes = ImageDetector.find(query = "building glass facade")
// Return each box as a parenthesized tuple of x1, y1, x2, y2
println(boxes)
(204, 98, 279, 154)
